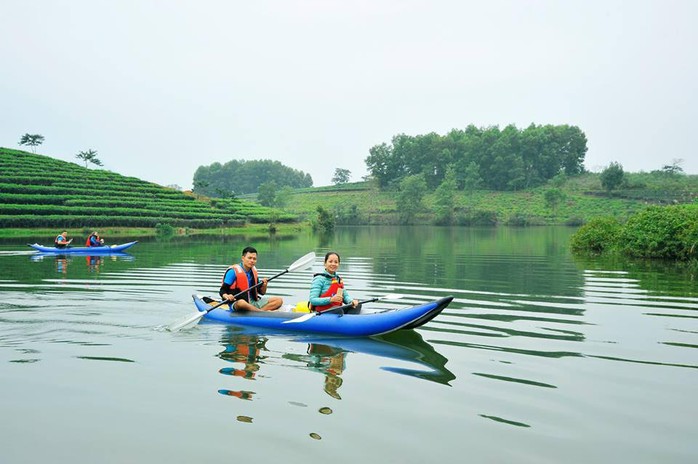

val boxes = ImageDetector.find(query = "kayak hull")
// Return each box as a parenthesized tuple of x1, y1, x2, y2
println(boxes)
(28, 241, 138, 253)
(192, 294, 452, 336)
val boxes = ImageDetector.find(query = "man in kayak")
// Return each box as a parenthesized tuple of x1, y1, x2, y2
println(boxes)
(219, 246, 283, 312)
(86, 231, 104, 247)
(54, 231, 73, 249)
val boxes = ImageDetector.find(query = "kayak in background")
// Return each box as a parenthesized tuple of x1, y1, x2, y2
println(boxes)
(28, 241, 138, 254)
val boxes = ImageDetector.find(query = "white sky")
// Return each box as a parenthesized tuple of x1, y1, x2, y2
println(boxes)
(1, 0, 696, 189)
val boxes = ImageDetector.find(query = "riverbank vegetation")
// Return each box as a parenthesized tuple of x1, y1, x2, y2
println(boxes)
(570, 205, 698, 262)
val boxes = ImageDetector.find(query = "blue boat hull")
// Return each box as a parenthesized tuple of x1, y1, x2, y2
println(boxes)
(28, 241, 138, 254)
(192, 294, 452, 336)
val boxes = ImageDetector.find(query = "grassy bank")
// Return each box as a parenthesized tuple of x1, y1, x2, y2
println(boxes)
(282, 173, 698, 226)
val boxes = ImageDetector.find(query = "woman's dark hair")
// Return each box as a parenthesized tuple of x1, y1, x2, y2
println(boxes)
(324, 251, 340, 263)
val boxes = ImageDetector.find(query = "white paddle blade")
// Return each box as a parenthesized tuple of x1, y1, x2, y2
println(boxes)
(379, 293, 405, 301)
(287, 252, 316, 272)
(283, 313, 315, 324)
(166, 311, 205, 332)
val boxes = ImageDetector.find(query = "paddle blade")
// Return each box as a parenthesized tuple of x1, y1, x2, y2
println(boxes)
(283, 313, 316, 324)
(166, 311, 205, 332)
(287, 252, 316, 273)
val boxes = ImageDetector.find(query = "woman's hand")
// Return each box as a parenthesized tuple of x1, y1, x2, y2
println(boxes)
(351, 299, 359, 307)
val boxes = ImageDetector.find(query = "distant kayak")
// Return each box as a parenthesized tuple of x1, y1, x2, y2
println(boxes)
(28, 241, 138, 253)
(192, 294, 453, 336)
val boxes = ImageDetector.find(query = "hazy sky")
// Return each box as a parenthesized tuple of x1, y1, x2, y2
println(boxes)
(2, 0, 696, 189)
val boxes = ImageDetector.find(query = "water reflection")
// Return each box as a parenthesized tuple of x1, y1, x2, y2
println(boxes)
(215, 327, 455, 403)
(29, 252, 134, 274)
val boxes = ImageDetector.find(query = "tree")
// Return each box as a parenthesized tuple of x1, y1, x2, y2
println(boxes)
(600, 162, 625, 192)
(332, 168, 351, 185)
(433, 168, 457, 225)
(19, 133, 45, 153)
(314, 205, 335, 232)
(396, 174, 427, 224)
(661, 159, 684, 176)
(544, 188, 565, 217)
(76, 149, 103, 168)
(257, 181, 278, 207)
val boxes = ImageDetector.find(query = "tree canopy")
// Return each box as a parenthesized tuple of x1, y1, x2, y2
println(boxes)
(365, 124, 588, 191)
(19, 133, 45, 153)
(193, 159, 313, 196)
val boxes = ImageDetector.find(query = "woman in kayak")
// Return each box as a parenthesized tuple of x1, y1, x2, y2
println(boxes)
(309, 252, 359, 313)
(86, 231, 104, 247)
(54, 231, 73, 249)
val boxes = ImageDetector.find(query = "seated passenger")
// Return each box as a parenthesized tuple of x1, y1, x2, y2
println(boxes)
(54, 231, 72, 249)
(86, 231, 104, 247)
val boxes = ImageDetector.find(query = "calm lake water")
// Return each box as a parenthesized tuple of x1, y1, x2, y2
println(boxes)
(1, 226, 696, 463)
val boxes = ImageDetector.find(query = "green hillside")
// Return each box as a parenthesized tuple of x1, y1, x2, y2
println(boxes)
(282, 172, 698, 226)
(0, 148, 296, 229)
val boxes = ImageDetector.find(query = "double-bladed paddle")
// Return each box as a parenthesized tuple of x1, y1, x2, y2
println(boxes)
(283, 293, 405, 324)
(167, 251, 316, 332)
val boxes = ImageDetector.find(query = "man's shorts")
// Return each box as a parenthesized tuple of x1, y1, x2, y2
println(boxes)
(234, 296, 270, 310)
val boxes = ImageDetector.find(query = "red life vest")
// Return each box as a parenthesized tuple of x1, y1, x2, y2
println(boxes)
(222, 264, 260, 301)
(85, 234, 101, 246)
(313, 275, 344, 313)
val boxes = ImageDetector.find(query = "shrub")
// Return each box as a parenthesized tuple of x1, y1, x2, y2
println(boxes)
(619, 205, 698, 259)
(570, 217, 622, 254)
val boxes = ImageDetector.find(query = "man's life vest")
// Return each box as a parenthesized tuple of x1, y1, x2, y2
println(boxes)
(313, 274, 344, 313)
(222, 264, 260, 302)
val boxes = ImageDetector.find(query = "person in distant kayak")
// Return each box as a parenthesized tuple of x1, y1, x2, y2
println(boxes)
(86, 231, 104, 247)
(54, 231, 72, 249)
(219, 246, 283, 312)
(309, 251, 358, 313)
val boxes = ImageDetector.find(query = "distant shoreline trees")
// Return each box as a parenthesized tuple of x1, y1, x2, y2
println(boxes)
(365, 124, 588, 191)
(193, 159, 313, 197)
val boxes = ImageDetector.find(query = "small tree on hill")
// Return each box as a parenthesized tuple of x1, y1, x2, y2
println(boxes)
(397, 174, 427, 224)
(600, 162, 624, 192)
(19, 133, 45, 153)
(76, 149, 103, 168)
(332, 168, 351, 185)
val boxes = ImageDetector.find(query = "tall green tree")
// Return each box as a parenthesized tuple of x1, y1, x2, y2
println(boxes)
(257, 181, 278, 207)
(76, 149, 103, 168)
(19, 133, 44, 153)
(600, 162, 625, 192)
(396, 174, 427, 224)
(332, 168, 351, 185)
(433, 168, 457, 225)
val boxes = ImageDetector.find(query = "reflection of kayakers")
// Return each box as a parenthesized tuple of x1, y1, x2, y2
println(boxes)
(54, 231, 73, 249)
(308, 343, 346, 399)
(86, 231, 104, 247)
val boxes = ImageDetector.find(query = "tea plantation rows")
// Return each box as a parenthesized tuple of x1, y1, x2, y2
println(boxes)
(0, 148, 295, 228)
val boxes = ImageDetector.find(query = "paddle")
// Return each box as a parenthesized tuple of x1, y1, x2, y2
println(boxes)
(283, 293, 405, 324)
(166, 251, 316, 332)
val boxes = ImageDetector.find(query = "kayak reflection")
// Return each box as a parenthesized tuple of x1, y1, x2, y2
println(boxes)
(215, 327, 455, 401)
(30, 252, 134, 273)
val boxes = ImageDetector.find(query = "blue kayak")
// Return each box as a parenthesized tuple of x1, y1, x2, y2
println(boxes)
(192, 294, 453, 336)
(28, 241, 138, 253)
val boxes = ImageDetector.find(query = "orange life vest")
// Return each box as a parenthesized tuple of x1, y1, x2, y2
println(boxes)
(85, 234, 101, 246)
(313, 275, 344, 313)
(222, 264, 260, 302)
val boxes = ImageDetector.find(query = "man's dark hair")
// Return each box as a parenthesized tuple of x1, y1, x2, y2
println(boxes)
(242, 246, 258, 256)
